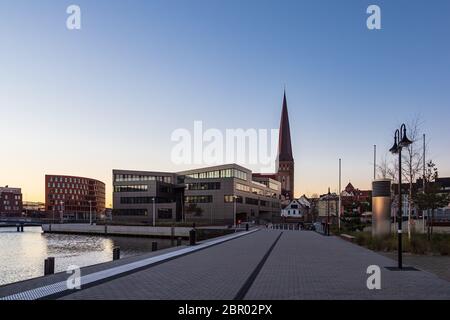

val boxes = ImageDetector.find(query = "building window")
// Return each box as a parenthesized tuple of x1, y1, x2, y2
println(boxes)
(185, 195, 213, 203)
(114, 209, 148, 216)
(120, 197, 158, 204)
(186, 168, 247, 180)
(252, 188, 263, 195)
(186, 182, 221, 191)
(114, 185, 148, 192)
(159, 186, 172, 193)
(224, 195, 235, 203)
(245, 197, 259, 206)
(236, 184, 250, 192)
(158, 208, 173, 219)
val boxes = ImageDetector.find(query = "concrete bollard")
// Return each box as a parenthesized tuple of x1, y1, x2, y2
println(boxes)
(177, 237, 182, 246)
(152, 241, 158, 252)
(113, 247, 120, 260)
(246, 223, 249, 231)
(189, 229, 196, 246)
(44, 257, 55, 276)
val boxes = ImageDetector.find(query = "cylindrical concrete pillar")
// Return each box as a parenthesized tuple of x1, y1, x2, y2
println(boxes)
(372, 179, 392, 236)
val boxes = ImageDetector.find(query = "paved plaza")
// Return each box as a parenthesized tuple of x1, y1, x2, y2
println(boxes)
(1, 229, 450, 300)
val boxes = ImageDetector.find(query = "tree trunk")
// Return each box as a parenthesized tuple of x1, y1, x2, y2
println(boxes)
(427, 209, 431, 241)
(431, 208, 434, 237)
(408, 183, 412, 240)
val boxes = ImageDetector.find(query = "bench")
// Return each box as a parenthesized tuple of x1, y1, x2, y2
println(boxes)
(340, 234, 356, 242)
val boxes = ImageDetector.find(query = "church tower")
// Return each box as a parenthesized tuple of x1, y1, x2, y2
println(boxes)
(276, 91, 295, 200)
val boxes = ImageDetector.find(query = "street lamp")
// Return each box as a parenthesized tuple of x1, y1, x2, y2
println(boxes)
(233, 195, 238, 228)
(88, 200, 92, 225)
(389, 123, 413, 269)
(327, 187, 331, 236)
(152, 197, 156, 227)
(60, 201, 64, 224)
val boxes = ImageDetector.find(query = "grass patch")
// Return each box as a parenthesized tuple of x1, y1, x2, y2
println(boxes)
(343, 231, 450, 256)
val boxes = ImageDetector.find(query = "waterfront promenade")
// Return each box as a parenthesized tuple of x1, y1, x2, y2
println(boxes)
(1, 229, 450, 300)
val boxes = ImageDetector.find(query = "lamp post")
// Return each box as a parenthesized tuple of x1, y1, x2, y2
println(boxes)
(88, 200, 92, 225)
(152, 197, 156, 227)
(327, 187, 331, 236)
(389, 123, 413, 269)
(60, 201, 64, 224)
(233, 195, 238, 228)
(338, 159, 341, 232)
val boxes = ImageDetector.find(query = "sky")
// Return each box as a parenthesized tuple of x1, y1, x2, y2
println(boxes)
(1, 0, 449, 206)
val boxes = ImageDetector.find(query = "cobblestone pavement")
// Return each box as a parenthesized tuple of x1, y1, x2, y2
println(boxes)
(380, 252, 450, 283)
(2, 229, 450, 300)
(61, 230, 279, 300)
(245, 231, 450, 300)
(0, 245, 184, 298)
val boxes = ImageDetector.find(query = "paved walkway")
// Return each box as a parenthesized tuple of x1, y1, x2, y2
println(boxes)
(380, 252, 450, 283)
(1, 229, 450, 300)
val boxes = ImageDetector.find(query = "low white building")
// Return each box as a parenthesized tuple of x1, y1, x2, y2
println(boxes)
(281, 196, 311, 218)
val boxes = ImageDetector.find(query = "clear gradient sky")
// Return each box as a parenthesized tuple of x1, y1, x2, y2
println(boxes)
(1, 0, 449, 206)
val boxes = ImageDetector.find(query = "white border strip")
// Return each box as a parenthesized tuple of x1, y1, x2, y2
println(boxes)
(1, 229, 258, 300)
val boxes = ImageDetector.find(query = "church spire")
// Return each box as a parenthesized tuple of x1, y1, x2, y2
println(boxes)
(277, 90, 294, 162)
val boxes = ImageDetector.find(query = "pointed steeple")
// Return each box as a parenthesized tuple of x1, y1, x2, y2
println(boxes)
(277, 90, 294, 162)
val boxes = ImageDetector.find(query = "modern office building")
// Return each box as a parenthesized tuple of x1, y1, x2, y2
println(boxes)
(112, 170, 183, 224)
(113, 164, 281, 225)
(0, 186, 23, 217)
(45, 175, 106, 221)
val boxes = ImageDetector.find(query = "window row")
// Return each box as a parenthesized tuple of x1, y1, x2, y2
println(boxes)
(2, 201, 20, 205)
(48, 182, 88, 190)
(114, 185, 148, 193)
(120, 197, 172, 204)
(186, 168, 247, 181)
(49, 188, 87, 195)
(186, 182, 221, 191)
(185, 195, 213, 204)
(50, 177, 87, 184)
(48, 194, 83, 201)
(236, 183, 278, 198)
(114, 174, 172, 183)
(2, 206, 20, 211)
(2, 195, 21, 200)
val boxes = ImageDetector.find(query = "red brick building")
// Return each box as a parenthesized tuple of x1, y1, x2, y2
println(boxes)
(45, 175, 105, 221)
(0, 186, 23, 217)
(341, 183, 372, 214)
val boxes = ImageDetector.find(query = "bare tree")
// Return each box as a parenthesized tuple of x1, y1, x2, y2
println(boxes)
(376, 153, 398, 181)
(401, 116, 425, 239)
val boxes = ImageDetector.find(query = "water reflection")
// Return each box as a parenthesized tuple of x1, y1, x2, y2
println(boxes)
(0, 227, 180, 286)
